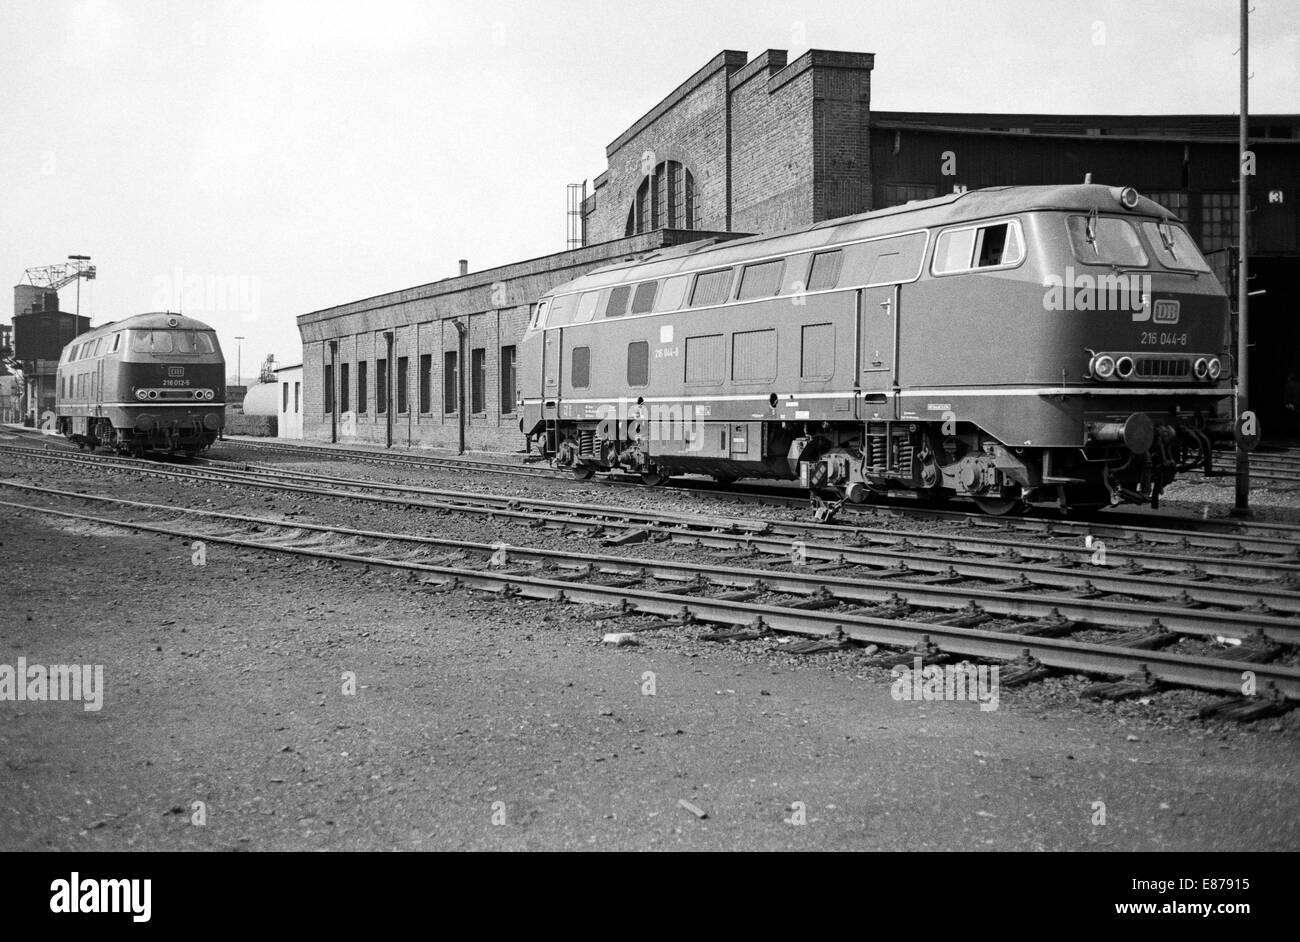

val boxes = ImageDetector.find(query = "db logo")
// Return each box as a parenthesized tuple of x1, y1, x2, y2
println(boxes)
(1152, 300, 1180, 325)
(168, 366, 185, 377)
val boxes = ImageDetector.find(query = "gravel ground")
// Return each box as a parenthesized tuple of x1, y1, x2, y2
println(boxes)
(2, 446, 1299, 851)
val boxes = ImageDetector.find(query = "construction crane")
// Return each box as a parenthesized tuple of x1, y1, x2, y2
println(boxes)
(23, 255, 95, 319)
(24, 255, 96, 291)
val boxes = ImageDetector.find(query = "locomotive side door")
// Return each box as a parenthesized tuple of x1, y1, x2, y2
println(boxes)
(541, 328, 561, 419)
(858, 284, 900, 417)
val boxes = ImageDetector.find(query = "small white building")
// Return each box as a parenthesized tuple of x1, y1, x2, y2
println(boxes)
(275, 363, 303, 438)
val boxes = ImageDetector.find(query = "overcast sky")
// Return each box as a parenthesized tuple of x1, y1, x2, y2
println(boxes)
(1, 0, 1295, 379)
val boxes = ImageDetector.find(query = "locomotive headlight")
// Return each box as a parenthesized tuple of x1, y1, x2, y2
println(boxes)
(1092, 354, 1117, 379)
(147, 389, 159, 400)
(135, 389, 148, 400)
(1207, 357, 1222, 380)
(1119, 186, 1140, 209)
(1193, 357, 1209, 379)
(1116, 355, 1135, 379)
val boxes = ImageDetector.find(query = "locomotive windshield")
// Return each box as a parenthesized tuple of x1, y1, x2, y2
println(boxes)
(1066, 215, 1148, 266)
(1141, 221, 1211, 272)
(130, 329, 217, 354)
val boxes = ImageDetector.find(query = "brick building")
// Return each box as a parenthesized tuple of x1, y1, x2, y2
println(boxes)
(298, 47, 1299, 449)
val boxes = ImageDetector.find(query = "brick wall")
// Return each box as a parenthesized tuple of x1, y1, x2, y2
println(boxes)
(583, 49, 875, 243)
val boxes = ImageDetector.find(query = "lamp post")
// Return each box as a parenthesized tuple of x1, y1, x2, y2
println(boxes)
(234, 336, 245, 386)
(68, 254, 91, 320)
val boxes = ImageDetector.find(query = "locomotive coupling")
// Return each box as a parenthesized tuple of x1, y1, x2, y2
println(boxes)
(1085, 412, 1155, 453)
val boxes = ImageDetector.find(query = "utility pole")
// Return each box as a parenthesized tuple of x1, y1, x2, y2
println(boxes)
(234, 336, 245, 386)
(1232, 0, 1252, 517)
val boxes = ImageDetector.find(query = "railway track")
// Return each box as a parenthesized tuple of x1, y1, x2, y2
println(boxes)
(2, 482, 1296, 710)
(6, 443, 1300, 579)
(4, 444, 1300, 652)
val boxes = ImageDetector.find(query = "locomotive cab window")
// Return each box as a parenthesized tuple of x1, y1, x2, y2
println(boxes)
(932, 220, 1024, 275)
(1066, 214, 1147, 266)
(1141, 221, 1211, 272)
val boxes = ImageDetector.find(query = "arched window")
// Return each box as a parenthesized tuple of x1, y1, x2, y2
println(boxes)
(626, 160, 695, 236)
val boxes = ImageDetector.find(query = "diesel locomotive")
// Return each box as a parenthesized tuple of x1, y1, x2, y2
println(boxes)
(54, 312, 226, 456)
(518, 183, 1234, 514)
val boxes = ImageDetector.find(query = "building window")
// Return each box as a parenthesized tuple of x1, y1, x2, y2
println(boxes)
(443, 350, 458, 414)
(470, 347, 486, 414)
(499, 345, 516, 414)
(340, 363, 350, 413)
(626, 160, 695, 235)
(376, 358, 388, 414)
(1147, 191, 1189, 222)
(357, 361, 368, 413)
(397, 356, 409, 413)
(419, 354, 432, 413)
(283, 383, 289, 413)
(880, 182, 938, 208)
(294, 382, 300, 413)
(1200, 192, 1238, 252)
(323, 364, 333, 414)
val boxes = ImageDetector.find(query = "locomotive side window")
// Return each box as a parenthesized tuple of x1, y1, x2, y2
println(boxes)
(626, 341, 649, 387)
(111, 333, 121, 352)
(690, 268, 734, 308)
(1141, 221, 1211, 272)
(736, 259, 784, 301)
(1066, 215, 1147, 266)
(932, 228, 978, 274)
(572, 346, 591, 388)
(575, 291, 601, 324)
(975, 223, 1022, 267)
(605, 285, 631, 318)
(546, 293, 577, 327)
(653, 275, 690, 312)
(195, 333, 216, 354)
(630, 281, 658, 314)
(807, 250, 843, 291)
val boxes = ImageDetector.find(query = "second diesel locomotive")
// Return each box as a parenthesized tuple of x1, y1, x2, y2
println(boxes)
(55, 312, 226, 456)
(518, 183, 1234, 514)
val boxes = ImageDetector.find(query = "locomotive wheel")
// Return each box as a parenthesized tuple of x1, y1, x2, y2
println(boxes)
(972, 497, 1026, 516)
(641, 471, 667, 486)
(570, 466, 595, 480)
(710, 474, 740, 486)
